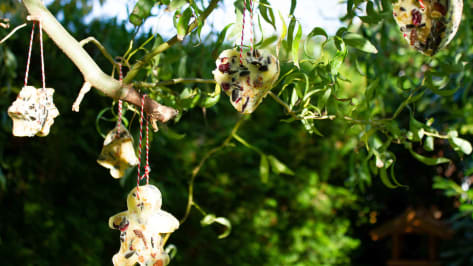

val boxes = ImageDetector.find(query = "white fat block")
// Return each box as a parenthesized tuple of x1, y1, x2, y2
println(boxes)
(213, 49, 280, 114)
(8, 86, 59, 137)
(97, 125, 139, 179)
(109, 185, 179, 266)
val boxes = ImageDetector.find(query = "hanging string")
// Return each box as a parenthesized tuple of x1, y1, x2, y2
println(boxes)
(239, 0, 255, 64)
(39, 21, 46, 90)
(24, 22, 35, 87)
(145, 118, 150, 184)
(23, 20, 47, 90)
(239, 2, 247, 64)
(248, 0, 254, 53)
(116, 63, 123, 136)
(137, 94, 151, 190)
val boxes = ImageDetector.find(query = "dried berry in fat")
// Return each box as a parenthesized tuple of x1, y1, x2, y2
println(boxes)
(392, 0, 463, 55)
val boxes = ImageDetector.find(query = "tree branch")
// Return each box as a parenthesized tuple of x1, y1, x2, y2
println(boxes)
(123, 0, 221, 84)
(21, 0, 177, 130)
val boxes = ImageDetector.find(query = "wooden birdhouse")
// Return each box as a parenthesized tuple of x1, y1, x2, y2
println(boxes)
(370, 208, 454, 266)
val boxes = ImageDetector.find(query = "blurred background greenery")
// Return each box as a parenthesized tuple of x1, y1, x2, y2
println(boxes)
(1, 0, 473, 265)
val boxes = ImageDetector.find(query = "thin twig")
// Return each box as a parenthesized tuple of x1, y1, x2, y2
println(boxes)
(79, 36, 116, 67)
(391, 79, 424, 120)
(0, 23, 27, 44)
(180, 117, 245, 224)
(268, 91, 299, 120)
(304, 115, 336, 120)
(162, 117, 245, 248)
(423, 131, 449, 139)
(72, 81, 92, 112)
(136, 78, 216, 88)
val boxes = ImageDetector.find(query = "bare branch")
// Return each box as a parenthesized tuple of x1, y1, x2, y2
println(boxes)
(72, 82, 92, 112)
(0, 23, 27, 44)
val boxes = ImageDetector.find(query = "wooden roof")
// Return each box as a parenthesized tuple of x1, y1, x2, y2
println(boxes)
(370, 208, 454, 241)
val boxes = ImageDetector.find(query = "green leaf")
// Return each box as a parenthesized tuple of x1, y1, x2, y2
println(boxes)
(459, 204, 473, 213)
(406, 144, 450, 166)
(129, 0, 155, 26)
(212, 23, 234, 57)
(276, 11, 287, 56)
(258, 0, 276, 30)
(424, 136, 434, 152)
(331, 51, 345, 76)
(318, 88, 332, 110)
(424, 71, 456, 96)
(160, 125, 186, 140)
(233, 134, 263, 154)
(290, 87, 299, 109)
(290, 0, 297, 15)
(379, 167, 397, 189)
(335, 27, 347, 38)
(199, 84, 221, 108)
(358, 2, 383, 24)
(331, 36, 347, 75)
(301, 118, 324, 136)
(292, 23, 302, 68)
(168, 0, 187, 11)
(260, 155, 269, 183)
(304, 27, 328, 59)
(307, 27, 328, 40)
(365, 79, 379, 103)
(258, 35, 278, 49)
(177, 8, 193, 41)
(286, 17, 296, 52)
(201, 214, 232, 239)
(449, 136, 473, 155)
(179, 88, 201, 109)
(268, 155, 294, 176)
(343, 32, 378, 54)
(95, 107, 113, 139)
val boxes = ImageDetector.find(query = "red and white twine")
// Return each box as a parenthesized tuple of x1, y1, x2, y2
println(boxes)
(137, 94, 151, 190)
(248, 0, 254, 53)
(24, 23, 35, 87)
(24, 20, 47, 91)
(239, 0, 255, 64)
(39, 21, 46, 90)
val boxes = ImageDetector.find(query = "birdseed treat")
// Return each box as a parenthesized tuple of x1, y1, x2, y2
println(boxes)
(392, 0, 463, 55)
(97, 125, 139, 179)
(212, 49, 279, 114)
(8, 86, 59, 137)
(109, 185, 179, 266)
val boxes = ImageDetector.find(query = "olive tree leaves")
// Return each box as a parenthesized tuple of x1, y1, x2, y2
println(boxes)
(269, 0, 472, 190)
